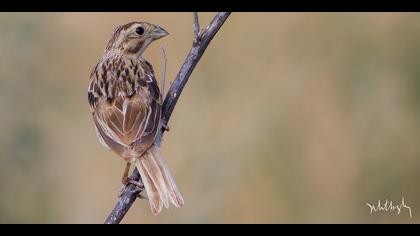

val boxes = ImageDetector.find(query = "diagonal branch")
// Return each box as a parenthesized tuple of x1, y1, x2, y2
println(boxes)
(105, 12, 231, 224)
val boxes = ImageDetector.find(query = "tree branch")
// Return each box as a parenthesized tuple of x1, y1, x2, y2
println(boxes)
(104, 12, 231, 224)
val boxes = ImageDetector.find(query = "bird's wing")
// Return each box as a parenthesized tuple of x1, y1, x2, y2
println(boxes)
(130, 61, 162, 155)
(88, 58, 162, 158)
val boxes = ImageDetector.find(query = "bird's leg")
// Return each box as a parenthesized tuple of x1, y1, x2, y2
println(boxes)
(118, 162, 144, 197)
(122, 162, 144, 187)
(121, 162, 131, 185)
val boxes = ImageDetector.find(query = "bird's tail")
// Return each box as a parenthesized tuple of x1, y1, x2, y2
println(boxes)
(135, 145, 184, 214)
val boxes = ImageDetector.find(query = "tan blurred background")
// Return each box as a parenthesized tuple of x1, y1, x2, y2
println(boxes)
(0, 13, 419, 223)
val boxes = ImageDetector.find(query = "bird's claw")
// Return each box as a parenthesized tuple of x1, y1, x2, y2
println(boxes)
(137, 191, 148, 200)
(123, 177, 144, 189)
(162, 123, 170, 132)
(118, 177, 144, 197)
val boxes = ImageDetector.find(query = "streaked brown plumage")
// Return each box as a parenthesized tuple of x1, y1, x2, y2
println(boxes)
(88, 22, 184, 214)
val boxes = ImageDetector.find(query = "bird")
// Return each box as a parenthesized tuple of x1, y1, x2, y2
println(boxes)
(87, 22, 184, 215)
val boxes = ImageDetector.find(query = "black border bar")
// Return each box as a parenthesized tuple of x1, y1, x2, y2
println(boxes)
(1, 0, 420, 12)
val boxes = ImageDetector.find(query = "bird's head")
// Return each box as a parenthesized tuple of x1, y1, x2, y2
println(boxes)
(105, 22, 169, 55)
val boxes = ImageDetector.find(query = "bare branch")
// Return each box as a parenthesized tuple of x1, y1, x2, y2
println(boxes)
(160, 45, 168, 98)
(104, 12, 231, 224)
(193, 12, 200, 39)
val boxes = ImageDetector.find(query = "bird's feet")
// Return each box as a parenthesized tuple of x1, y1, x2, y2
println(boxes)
(118, 176, 144, 197)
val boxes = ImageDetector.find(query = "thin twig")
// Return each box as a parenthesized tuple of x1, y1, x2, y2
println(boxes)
(193, 12, 200, 39)
(160, 45, 168, 98)
(104, 12, 231, 224)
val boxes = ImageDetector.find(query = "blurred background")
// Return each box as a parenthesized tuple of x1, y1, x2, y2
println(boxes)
(0, 13, 419, 223)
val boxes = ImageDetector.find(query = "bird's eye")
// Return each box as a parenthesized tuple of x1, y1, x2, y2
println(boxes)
(136, 27, 145, 36)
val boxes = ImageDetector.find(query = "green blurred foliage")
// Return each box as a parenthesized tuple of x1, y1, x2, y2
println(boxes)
(0, 13, 419, 223)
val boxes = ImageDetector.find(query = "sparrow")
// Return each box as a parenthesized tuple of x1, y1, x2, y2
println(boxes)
(87, 22, 184, 214)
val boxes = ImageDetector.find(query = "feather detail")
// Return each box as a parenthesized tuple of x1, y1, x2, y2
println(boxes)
(135, 145, 184, 214)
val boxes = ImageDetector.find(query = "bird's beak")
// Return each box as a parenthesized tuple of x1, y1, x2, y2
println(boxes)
(151, 26, 169, 40)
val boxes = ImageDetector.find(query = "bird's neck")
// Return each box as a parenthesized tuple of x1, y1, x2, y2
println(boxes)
(103, 49, 144, 61)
